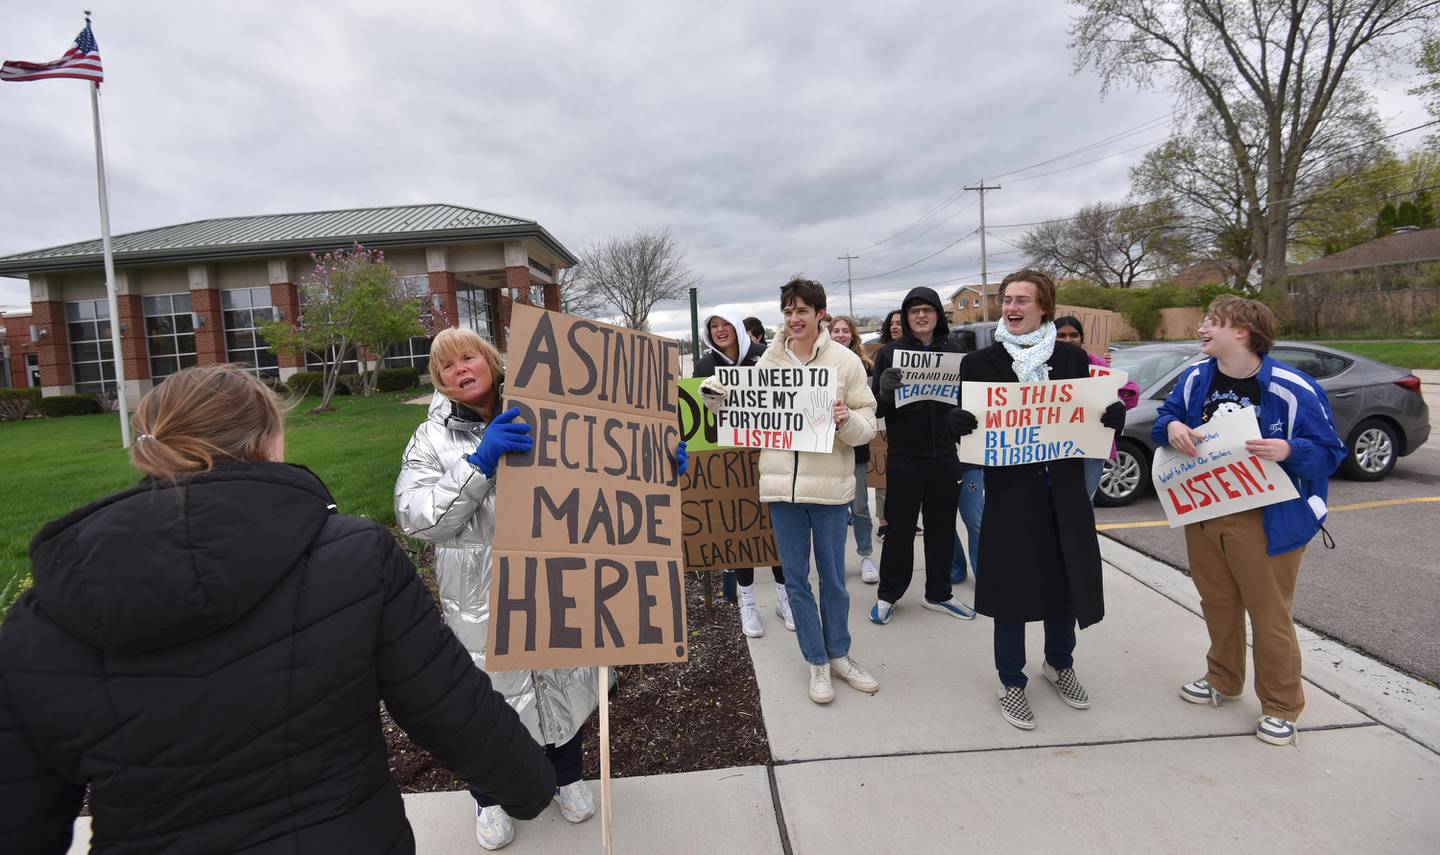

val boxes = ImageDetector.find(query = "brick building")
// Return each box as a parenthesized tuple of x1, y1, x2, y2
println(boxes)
(947, 283, 1001, 324)
(0, 204, 576, 404)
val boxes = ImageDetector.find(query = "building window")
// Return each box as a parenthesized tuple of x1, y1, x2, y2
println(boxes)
(304, 345, 361, 375)
(222, 287, 279, 376)
(143, 293, 197, 381)
(383, 336, 432, 373)
(456, 288, 496, 345)
(65, 298, 116, 394)
(26, 353, 40, 387)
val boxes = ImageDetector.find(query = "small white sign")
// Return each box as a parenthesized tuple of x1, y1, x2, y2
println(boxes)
(1151, 406, 1300, 527)
(893, 349, 965, 408)
(712, 365, 837, 453)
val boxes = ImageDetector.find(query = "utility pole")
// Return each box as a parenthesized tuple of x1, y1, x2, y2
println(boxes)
(964, 181, 1000, 322)
(837, 254, 858, 317)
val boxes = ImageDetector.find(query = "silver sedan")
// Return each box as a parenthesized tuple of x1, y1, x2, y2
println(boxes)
(1096, 341, 1432, 507)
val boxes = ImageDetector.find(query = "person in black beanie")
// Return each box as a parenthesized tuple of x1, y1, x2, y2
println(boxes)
(868, 287, 976, 625)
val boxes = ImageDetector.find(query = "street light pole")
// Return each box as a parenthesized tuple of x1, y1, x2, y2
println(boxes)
(837, 254, 858, 317)
(964, 182, 1000, 323)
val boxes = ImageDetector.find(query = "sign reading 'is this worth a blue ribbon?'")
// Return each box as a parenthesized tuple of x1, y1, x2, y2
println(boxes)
(957, 372, 1128, 466)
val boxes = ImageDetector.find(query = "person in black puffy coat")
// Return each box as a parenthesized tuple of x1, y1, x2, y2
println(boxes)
(0, 364, 555, 855)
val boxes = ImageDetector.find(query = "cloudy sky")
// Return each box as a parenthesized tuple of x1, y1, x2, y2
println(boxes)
(0, 1, 1428, 337)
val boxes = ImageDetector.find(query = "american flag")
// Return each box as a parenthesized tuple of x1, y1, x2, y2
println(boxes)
(1, 21, 104, 86)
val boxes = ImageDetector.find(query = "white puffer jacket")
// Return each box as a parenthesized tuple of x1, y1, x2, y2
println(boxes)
(394, 394, 602, 747)
(754, 332, 877, 504)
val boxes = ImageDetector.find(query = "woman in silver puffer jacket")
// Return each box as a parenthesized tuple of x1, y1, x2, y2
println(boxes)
(395, 327, 602, 850)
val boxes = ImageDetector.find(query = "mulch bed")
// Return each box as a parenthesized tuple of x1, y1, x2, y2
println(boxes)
(385, 570, 771, 792)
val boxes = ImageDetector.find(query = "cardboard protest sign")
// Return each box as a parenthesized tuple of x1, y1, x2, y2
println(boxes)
(957, 372, 1127, 466)
(893, 350, 964, 408)
(680, 447, 777, 571)
(711, 365, 836, 452)
(1151, 406, 1300, 527)
(489, 304, 687, 670)
(866, 428, 887, 489)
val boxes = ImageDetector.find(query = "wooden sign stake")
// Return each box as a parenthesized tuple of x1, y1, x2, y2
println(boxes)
(599, 665, 614, 855)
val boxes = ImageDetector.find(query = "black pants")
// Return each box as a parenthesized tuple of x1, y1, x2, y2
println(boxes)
(734, 565, 785, 586)
(471, 728, 583, 808)
(878, 453, 959, 605)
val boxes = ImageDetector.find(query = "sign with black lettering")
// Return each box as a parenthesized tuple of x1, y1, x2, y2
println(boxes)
(710, 365, 836, 452)
(866, 428, 887, 489)
(489, 304, 687, 669)
(894, 350, 963, 407)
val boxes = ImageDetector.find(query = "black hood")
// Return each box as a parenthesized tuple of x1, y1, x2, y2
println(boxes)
(27, 462, 336, 655)
(899, 286, 950, 342)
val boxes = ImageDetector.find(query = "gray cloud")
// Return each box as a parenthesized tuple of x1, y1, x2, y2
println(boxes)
(1, 1, 1426, 333)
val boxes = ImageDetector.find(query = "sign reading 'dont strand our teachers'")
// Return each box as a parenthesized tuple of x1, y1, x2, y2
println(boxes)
(894, 350, 964, 408)
(489, 303, 686, 670)
(957, 373, 1127, 466)
(1151, 405, 1300, 527)
(711, 365, 836, 452)
(677, 378, 777, 572)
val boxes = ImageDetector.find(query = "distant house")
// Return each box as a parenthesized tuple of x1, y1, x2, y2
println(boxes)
(1288, 226, 1440, 283)
(1285, 226, 1440, 334)
(0, 203, 577, 405)
(947, 283, 1002, 324)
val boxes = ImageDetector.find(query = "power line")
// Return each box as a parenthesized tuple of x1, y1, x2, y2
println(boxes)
(983, 112, 1175, 182)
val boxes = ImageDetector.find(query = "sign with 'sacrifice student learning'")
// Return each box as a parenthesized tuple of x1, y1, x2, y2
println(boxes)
(711, 365, 836, 452)
(956, 372, 1127, 466)
(893, 349, 964, 408)
(489, 304, 687, 670)
(1151, 405, 1300, 527)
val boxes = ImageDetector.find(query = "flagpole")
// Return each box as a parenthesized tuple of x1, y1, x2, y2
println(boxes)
(88, 71, 130, 447)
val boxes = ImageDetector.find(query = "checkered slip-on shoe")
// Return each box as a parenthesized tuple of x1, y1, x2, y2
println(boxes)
(1042, 663, 1092, 710)
(1179, 678, 1242, 708)
(998, 685, 1036, 730)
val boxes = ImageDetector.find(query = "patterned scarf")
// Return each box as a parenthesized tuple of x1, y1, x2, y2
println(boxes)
(995, 321, 1057, 383)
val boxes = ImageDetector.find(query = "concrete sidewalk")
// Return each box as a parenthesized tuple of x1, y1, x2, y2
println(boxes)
(68, 533, 1440, 853)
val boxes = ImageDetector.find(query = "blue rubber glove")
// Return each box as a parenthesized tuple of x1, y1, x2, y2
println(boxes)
(676, 440, 688, 476)
(465, 407, 532, 477)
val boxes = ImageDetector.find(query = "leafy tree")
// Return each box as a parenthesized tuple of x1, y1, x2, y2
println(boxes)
(571, 228, 699, 330)
(1020, 199, 1194, 288)
(1072, 0, 1440, 293)
(259, 245, 429, 412)
(1290, 151, 1440, 255)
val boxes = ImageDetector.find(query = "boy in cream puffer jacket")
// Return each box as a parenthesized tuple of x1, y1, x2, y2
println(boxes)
(701, 278, 878, 705)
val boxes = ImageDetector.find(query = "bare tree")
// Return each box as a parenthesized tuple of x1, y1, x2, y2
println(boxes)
(1020, 200, 1193, 287)
(556, 264, 610, 319)
(1072, 0, 1440, 293)
(573, 228, 698, 330)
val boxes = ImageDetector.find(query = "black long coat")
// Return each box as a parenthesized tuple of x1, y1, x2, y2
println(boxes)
(961, 342, 1105, 628)
(0, 462, 555, 855)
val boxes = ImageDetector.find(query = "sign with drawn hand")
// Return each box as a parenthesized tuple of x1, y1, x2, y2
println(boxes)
(710, 365, 837, 452)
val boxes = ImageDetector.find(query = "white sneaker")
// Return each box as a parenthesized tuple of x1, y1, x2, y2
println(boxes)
(739, 602, 764, 637)
(860, 556, 879, 584)
(829, 654, 879, 693)
(774, 593, 796, 632)
(553, 781, 595, 823)
(1255, 716, 1299, 747)
(809, 663, 834, 704)
(476, 805, 514, 850)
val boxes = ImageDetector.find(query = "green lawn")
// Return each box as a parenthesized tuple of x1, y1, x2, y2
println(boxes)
(1317, 340, 1440, 370)
(0, 391, 432, 612)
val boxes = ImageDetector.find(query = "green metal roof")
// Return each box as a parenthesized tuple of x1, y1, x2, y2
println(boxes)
(0, 203, 578, 277)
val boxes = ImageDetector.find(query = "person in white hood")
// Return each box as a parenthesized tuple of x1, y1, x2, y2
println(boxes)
(694, 306, 792, 638)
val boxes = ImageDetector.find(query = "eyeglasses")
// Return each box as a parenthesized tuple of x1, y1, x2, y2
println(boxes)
(1197, 315, 1218, 332)
(907, 306, 936, 317)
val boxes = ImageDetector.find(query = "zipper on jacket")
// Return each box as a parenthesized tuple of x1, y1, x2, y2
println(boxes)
(791, 450, 800, 502)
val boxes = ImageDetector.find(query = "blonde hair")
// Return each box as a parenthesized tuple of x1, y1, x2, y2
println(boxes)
(828, 314, 874, 369)
(130, 364, 287, 480)
(428, 327, 503, 400)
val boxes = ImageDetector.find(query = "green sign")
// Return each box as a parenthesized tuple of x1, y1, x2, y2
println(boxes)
(678, 378, 720, 451)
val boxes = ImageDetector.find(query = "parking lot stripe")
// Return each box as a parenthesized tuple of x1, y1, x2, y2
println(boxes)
(1096, 496, 1440, 531)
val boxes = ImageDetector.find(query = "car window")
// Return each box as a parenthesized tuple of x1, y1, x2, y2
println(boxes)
(1110, 349, 1197, 393)
(1271, 347, 1351, 380)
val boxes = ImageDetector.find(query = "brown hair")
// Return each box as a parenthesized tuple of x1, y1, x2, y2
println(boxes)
(428, 327, 503, 400)
(779, 277, 827, 313)
(999, 268, 1058, 322)
(130, 364, 287, 480)
(1207, 295, 1276, 355)
(828, 314, 874, 369)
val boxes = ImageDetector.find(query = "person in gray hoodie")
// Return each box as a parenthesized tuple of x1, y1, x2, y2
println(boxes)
(694, 306, 793, 638)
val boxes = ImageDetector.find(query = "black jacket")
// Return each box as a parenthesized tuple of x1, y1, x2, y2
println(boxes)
(960, 342, 1105, 628)
(0, 463, 555, 855)
(872, 286, 964, 459)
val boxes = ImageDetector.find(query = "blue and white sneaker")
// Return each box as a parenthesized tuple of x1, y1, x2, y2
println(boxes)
(1256, 716, 1299, 746)
(922, 598, 976, 620)
(869, 600, 894, 625)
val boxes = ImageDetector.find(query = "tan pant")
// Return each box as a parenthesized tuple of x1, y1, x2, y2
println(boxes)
(1184, 508, 1306, 720)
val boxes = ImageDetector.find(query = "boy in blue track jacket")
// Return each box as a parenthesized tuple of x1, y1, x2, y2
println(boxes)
(1152, 296, 1344, 746)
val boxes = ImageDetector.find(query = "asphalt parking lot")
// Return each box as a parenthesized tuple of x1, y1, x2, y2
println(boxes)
(1095, 370, 1440, 684)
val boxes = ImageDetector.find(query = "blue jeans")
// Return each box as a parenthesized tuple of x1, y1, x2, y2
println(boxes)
(768, 502, 852, 666)
(850, 460, 874, 557)
(949, 468, 984, 582)
(994, 613, 1077, 689)
(1083, 458, 1105, 502)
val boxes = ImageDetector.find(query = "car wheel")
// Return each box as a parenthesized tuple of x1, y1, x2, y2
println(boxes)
(1340, 418, 1398, 481)
(1096, 441, 1147, 507)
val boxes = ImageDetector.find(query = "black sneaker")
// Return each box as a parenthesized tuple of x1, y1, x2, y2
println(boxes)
(877, 524, 889, 541)
(1042, 663, 1091, 709)
(998, 685, 1036, 730)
